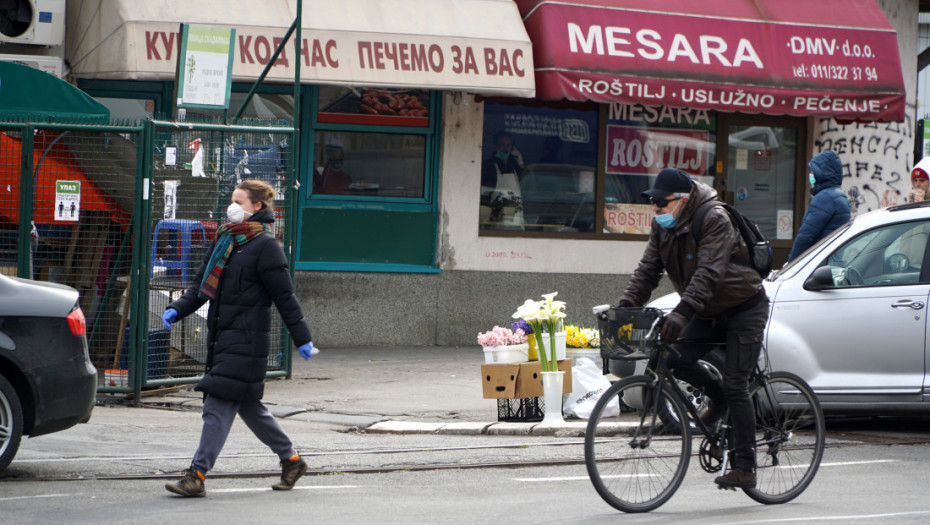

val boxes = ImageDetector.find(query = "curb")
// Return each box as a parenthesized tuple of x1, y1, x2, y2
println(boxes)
(143, 394, 596, 436)
(366, 420, 589, 436)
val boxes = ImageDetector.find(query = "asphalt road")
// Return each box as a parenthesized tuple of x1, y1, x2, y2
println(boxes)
(3, 407, 930, 523)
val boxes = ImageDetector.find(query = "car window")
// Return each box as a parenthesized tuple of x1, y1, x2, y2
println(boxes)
(823, 220, 930, 287)
(774, 222, 849, 280)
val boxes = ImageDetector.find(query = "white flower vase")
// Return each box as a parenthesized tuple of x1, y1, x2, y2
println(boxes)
(540, 370, 565, 425)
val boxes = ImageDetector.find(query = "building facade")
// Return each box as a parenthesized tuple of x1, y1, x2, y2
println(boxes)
(55, 0, 918, 346)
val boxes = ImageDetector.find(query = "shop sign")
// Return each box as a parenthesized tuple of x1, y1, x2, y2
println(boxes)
(521, 1, 905, 120)
(176, 24, 235, 109)
(138, 25, 533, 95)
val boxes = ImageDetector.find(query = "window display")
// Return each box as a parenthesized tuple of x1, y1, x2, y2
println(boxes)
(318, 86, 430, 127)
(481, 102, 598, 232)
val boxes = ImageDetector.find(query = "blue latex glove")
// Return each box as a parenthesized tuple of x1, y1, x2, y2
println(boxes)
(162, 308, 178, 330)
(298, 341, 318, 360)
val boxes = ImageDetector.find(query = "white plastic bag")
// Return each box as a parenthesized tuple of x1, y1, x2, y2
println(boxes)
(564, 357, 619, 419)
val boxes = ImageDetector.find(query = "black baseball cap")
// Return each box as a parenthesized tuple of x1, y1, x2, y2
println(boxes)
(642, 168, 693, 199)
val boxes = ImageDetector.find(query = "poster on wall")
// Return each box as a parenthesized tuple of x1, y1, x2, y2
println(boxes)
(54, 180, 81, 222)
(603, 203, 652, 235)
(163, 181, 179, 220)
(777, 209, 793, 240)
(603, 124, 710, 234)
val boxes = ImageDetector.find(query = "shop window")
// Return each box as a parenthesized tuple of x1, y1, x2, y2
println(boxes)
(725, 123, 798, 241)
(299, 85, 438, 271)
(312, 130, 425, 198)
(481, 102, 599, 233)
(604, 106, 717, 235)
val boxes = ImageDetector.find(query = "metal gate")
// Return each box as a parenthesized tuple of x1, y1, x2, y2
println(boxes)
(1, 118, 297, 399)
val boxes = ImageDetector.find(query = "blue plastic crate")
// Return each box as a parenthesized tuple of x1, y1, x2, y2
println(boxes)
(119, 328, 170, 380)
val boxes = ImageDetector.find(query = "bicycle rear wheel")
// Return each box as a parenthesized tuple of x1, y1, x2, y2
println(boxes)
(743, 371, 825, 504)
(584, 375, 692, 513)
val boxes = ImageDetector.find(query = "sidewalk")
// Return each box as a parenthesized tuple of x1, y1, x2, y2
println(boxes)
(141, 346, 592, 437)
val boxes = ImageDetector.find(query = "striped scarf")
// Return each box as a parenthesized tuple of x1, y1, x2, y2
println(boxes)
(198, 221, 269, 300)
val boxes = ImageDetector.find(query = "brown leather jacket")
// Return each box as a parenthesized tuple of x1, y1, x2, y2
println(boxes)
(620, 181, 762, 318)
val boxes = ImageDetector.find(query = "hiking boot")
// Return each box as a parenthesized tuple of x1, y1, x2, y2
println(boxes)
(165, 466, 206, 497)
(714, 468, 756, 489)
(271, 456, 308, 490)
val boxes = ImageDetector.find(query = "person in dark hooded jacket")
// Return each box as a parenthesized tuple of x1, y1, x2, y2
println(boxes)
(617, 168, 768, 490)
(787, 150, 851, 261)
(162, 180, 314, 497)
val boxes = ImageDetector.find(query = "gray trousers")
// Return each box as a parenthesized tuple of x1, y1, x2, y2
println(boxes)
(192, 395, 296, 474)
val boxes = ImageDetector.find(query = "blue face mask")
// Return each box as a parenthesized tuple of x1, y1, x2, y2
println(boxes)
(654, 211, 677, 229)
(809, 172, 817, 187)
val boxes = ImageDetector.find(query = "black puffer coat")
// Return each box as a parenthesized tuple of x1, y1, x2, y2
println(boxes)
(620, 181, 762, 318)
(168, 208, 311, 402)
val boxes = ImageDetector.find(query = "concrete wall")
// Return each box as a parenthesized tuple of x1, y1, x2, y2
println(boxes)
(295, 270, 676, 347)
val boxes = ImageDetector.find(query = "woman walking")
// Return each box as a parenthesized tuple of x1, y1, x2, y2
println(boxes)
(162, 179, 315, 497)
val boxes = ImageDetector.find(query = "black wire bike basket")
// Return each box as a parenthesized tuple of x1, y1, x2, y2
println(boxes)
(596, 307, 665, 361)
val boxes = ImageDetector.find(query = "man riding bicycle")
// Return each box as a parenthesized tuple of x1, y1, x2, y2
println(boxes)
(617, 168, 769, 489)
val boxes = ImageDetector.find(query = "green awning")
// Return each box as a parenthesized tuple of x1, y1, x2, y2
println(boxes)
(0, 61, 109, 123)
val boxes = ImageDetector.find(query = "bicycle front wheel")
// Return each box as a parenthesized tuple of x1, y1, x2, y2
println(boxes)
(744, 371, 825, 505)
(584, 375, 692, 513)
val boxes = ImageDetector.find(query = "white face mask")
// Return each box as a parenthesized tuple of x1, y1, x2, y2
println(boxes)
(226, 202, 249, 223)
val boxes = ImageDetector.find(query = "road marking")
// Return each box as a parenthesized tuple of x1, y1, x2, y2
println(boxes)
(514, 474, 653, 482)
(728, 510, 930, 524)
(818, 459, 895, 467)
(515, 460, 897, 482)
(13, 453, 275, 463)
(212, 485, 363, 493)
(0, 494, 73, 502)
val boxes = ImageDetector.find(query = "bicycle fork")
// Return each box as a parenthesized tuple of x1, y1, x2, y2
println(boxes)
(629, 376, 665, 449)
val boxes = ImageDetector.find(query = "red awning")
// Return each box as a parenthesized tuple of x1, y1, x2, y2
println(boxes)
(516, 0, 906, 121)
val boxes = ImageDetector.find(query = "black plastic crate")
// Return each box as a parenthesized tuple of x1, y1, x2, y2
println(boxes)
(497, 396, 544, 422)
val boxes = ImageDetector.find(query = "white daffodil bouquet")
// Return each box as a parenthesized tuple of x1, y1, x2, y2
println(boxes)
(512, 292, 566, 372)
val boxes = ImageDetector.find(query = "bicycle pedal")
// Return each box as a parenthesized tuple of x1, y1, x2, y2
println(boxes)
(716, 484, 737, 491)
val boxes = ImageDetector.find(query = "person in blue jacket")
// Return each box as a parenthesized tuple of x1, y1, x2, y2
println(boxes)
(787, 150, 851, 261)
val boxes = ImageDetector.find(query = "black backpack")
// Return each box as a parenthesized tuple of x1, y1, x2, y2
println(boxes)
(691, 201, 773, 278)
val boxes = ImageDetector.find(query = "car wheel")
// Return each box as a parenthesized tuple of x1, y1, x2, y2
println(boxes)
(0, 374, 24, 473)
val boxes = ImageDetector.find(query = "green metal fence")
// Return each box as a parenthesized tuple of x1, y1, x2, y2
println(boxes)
(1, 118, 297, 399)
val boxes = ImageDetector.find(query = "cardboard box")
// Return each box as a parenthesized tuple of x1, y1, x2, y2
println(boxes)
(480, 359, 572, 399)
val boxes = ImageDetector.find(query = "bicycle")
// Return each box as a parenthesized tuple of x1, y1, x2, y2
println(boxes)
(584, 306, 825, 513)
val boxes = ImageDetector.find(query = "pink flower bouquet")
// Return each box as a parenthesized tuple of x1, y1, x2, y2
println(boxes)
(477, 325, 528, 347)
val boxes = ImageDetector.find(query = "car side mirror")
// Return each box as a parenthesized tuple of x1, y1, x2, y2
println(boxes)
(804, 266, 835, 291)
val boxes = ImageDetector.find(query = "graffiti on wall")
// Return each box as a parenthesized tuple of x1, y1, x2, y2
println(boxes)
(813, 115, 914, 214)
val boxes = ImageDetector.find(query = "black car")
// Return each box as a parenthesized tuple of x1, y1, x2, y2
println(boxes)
(0, 273, 97, 473)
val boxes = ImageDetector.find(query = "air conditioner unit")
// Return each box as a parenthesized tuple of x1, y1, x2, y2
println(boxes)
(0, 52, 62, 77)
(0, 0, 65, 46)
